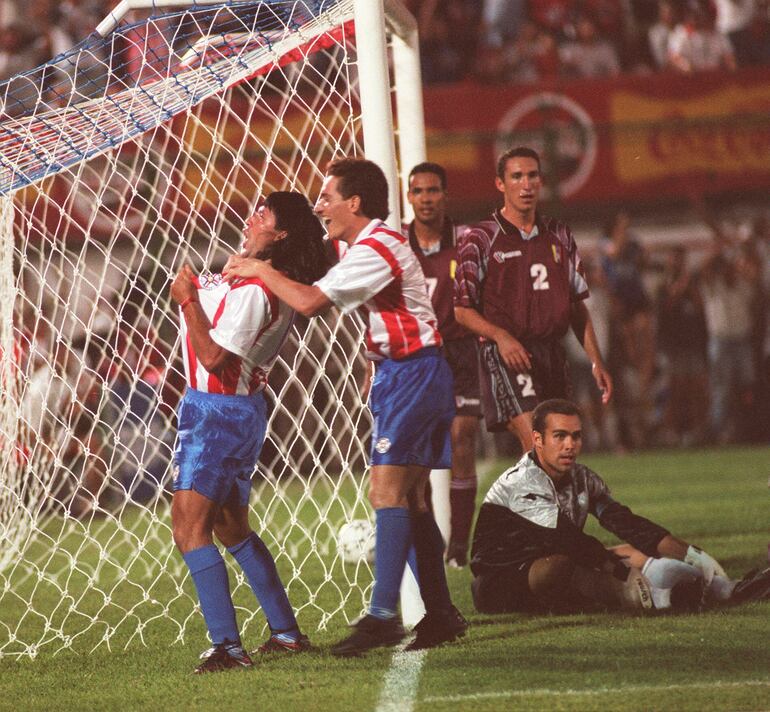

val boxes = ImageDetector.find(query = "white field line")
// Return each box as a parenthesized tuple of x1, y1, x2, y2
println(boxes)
(421, 679, 770, 705)
(376, 647, 427, 712)
(376, 460, 501, 712)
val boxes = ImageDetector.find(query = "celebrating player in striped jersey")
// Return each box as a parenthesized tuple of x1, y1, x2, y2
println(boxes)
(404, 162, 481, 569)
(454, 146, 613, 453)
(170, 191, 331, 673)
(224, 157, 467, 655)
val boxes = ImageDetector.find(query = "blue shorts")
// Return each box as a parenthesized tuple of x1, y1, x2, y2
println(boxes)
(369, 347, 454, 468)
(172, 388, 267, 506)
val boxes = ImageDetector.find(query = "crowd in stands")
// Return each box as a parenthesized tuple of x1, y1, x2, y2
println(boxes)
(3, 0, 769, 84)
(0, 0, 109, 81)
(406, 0, 770, 84)
(566, 205, 770, 452)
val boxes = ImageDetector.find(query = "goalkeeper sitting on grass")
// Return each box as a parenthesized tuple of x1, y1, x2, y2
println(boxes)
(170, 192, 330, 673)
(470, 398, 737, 614)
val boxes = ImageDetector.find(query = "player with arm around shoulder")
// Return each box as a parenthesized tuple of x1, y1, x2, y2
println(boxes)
(405, 161, 481, 569)
(469, 398, 733, 615)
(224, 157, 466, 656)
(170, 191, 331, 673)
(454, 146, 612, 453)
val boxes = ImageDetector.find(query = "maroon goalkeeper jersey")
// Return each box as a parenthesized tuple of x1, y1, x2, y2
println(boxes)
(454, 210, 589, 342)
(405, 218, 471, 343)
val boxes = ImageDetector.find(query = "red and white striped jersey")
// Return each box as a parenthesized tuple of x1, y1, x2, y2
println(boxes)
(180, 273, 294, 394)
(314, 219, 442, 360)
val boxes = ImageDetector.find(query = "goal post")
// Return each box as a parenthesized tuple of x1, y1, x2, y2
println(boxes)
(0, 0, 427, 658)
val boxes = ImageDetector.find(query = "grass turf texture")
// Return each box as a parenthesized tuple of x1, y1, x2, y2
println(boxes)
(0, 446, 768, 711)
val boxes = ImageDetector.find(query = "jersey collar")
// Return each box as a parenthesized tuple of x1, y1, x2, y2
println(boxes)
(494, 209, 541, 241)
(407, 216, 457, 255)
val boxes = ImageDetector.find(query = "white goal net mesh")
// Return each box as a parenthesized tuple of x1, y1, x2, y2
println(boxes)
(0, 0, 396, 658)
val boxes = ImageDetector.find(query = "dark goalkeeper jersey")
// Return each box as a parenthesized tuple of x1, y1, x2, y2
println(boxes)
(470, 452, 670, 576)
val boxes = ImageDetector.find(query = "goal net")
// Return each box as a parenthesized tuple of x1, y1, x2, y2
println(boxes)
(0, 0, 421, 657)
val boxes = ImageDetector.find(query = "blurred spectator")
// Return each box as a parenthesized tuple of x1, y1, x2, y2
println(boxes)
(480, 0, 527, 48)
(600, 211, 656, 447)
(698, 245, 755, 443)
(656, 246, 709, 446)
(407, 0, 480, 84)
(741, 0, 770, 66)
(558, 14, 621, 78)
(748, 214, 770, 440)
(648, 0, 679, 69)
(668, 1, 737, 72)
(530, 0, 578, 41)
(20, 327, 105, 518)
(565, 256, 620, 452)
(713, 0, 756, 64)
(0, 23, 43, 80)
(476, 20, 560, 83)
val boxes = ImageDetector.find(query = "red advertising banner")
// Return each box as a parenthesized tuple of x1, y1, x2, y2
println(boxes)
(422, 67, 770, 209)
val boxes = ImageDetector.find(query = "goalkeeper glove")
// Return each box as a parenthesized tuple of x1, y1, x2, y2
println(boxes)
(684, 545, 727, 585)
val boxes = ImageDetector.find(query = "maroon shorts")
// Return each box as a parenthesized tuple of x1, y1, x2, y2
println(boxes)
(443, 337, 482, 418)
(478, 338, 571, 432)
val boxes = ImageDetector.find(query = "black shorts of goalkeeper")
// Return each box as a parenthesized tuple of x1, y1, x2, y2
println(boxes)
(470, 561, 602, 615)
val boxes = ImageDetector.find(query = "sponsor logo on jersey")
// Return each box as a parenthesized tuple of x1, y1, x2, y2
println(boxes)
(375, 437, 391, 454)
(455, 395, 481, 408)
(492, 250, 522, 263)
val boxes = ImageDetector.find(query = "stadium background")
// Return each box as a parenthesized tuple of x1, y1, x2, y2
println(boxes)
(0, 2, 768, 710)
(2, 0, 767, 456)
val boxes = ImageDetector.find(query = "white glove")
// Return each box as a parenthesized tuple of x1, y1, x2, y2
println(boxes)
(684, 545, 727, 585)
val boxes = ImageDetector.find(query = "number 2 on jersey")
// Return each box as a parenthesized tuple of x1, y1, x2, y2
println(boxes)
(530, 263, 549, 290)
(516, 373, 536, 397)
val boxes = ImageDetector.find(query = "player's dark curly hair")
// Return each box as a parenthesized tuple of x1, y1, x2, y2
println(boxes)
(532, 399, 583, 435)
(261, 191, 331, 285)
(326, 157, 389, 220)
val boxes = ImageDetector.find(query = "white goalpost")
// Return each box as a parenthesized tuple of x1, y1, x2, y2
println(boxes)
(0, 0, 427, 657)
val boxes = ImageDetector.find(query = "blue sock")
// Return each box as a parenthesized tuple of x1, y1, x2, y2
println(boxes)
(227, 533, 299, 638)
(182, 544, 240, 646)
(406, 544, 420, 585)
(411, 511, 452, 616)
(370, 507, 412, 619)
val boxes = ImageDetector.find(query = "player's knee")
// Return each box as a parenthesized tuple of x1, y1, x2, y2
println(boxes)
(213, 523, 250, 548)
(471, 575, 513, 614)
(368, 484, 407, 509)
(528, 555, 575, 596)
(172, 516, 212, 554)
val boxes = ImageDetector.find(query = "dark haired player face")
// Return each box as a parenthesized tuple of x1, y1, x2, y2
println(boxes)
(407, 172, 446, 228)
(496, 156, 541, 217)
(533, 413, 582, 481)
(242, 204, 286, 257)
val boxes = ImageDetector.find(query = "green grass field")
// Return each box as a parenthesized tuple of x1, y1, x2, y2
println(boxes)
(1, 446, 768, 712)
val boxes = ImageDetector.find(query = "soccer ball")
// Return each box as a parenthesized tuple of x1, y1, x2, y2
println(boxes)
(337, 519, 375, 564)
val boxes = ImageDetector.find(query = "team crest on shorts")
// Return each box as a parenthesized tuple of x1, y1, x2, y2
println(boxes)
(375, 437, 391, 454)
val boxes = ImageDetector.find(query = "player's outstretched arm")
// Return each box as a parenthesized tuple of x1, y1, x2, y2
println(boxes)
(569, 301, 613, 403)
(223, 255, 332, 317)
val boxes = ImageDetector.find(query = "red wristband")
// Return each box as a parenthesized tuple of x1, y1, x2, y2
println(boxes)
(179, 296, 197, 311)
